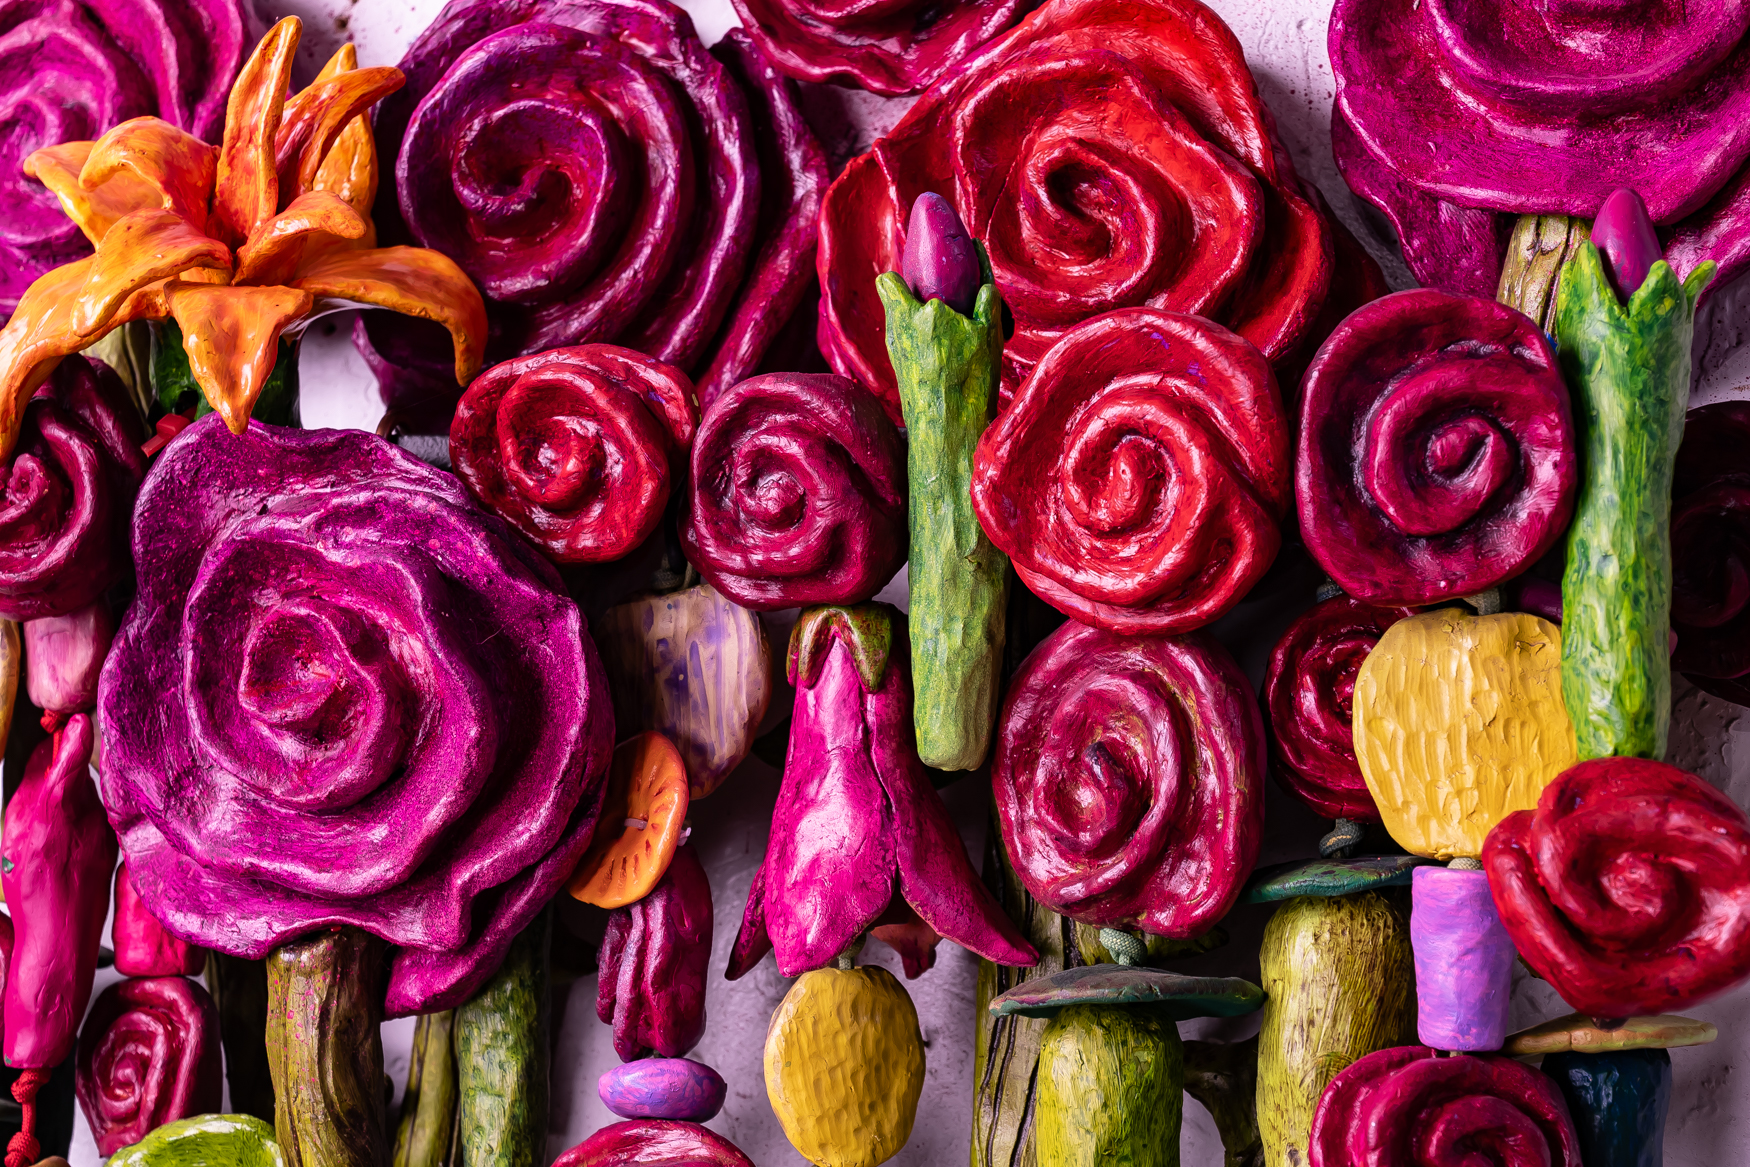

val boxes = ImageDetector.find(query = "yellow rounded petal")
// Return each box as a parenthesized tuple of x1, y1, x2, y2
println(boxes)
(1353, 609, 1578, 859)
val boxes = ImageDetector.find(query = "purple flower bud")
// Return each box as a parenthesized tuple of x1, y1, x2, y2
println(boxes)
(1593, 188, 1663, 300)
(901, 192, 981, 315)
(24, 600, 114, 723)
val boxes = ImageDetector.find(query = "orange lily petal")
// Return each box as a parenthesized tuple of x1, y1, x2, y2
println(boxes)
(72, 208, 231, 338)
(0, 260, 102, 459)
(305, 44, 379, 220)
(292, 247, 487, 385)
(235, 190, 367, 287)
(79, 117, 218, 232)
(24, 143, 160, 246)
(275, 64, 402, 204)
(212, 16, 300, 248)
(166, 281, 313, 434)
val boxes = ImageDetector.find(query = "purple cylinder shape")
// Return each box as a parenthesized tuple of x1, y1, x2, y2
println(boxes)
(24, 600, 115, 720)
(1412, 866, 1516, 1051)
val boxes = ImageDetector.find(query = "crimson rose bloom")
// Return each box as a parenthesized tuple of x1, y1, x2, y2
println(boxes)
(818, 0, 1349, 422)
(75, 976, 222, 1156)
(369, 0, 827, 414)
(98, 418, 613, 1016)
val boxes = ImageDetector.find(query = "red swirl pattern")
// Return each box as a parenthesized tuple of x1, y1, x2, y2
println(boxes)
(682, 373, 907, 610)
(816, 0, 1341, 422)
(1309, 1045, 1581, 1167)
(0, 356, 146, 621)
(1483, 757, 1750, 1019)
(1264, 595, 1414, 821)
(973, 308, 1290, 635)
(450, 345, 696, 564)
(1297, 288, 1577, 606)
(728, 0, 1024, 96)
(993, 619, 1264, 937)
(74, 976, 222, 1156)
(1672, 402, 1750, 706)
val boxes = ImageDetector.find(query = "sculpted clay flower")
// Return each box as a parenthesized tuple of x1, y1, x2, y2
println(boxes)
(1263, 595, 1414, 822)
(972, 308, 1291, 635)
(1309, 1046, 1581, 1167)
(370, 0, 827, 409)
(450, 344, 697, 564)
(728, 0, 1023, 96)
(1297, 289, 1577, 605)
(1330, 0, 1750, 295)
(97, 418, 613, 1015)
(818, 0, 1363, 420)
(1483, 758, 1750, 1019)
(0, 16, 487, 461)
(1671, 402, 1750, 706)
(993, 620, 1264, 937)
(597, 843, 712, 1061)
(0, 355, 144, 621)
(682, 372, 907, 610)
(0, 0, 246, 312)
(75, 976, 222, 1156)
(728, 605, 1037, 978)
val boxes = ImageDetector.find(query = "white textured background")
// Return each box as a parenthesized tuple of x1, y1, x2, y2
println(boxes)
(52, 0, 1750, 1163)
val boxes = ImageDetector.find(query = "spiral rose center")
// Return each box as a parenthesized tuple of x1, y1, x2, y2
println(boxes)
(94, 1021, 161, 1121)
(1415, 1093, 1548, 1164)
(497, 379, 608, 510)
(731, 436, 811, 530)
(1595, 849, 1685, 945)
(1044, 737, 1148, 858)
(1064, 431, 1166, 535)
(0, 453, 69, 549)
(1366, 363, 1520, 538)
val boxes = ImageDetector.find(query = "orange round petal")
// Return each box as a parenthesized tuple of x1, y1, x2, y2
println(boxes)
(567, 732, 689, 908)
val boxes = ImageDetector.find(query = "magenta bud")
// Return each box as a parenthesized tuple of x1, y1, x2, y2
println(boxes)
(901, 192, 981, 315)
(1593, 188, 1663, 299)
(24, 599, 115, 721)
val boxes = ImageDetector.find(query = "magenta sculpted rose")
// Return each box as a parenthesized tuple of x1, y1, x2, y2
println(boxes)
(993, 620, 1265, 937)
(1671, 402, 1750, 706)
(1330, 0, 1750, 295)
(75, 976, 222, 1156)
(97, 417, 613, 1015)
(367, 0, 827, 425)
(0, 356, 145, 621)
(682, 373, 907, 610)
(0, 0, 247, 312)
(1297, 289, 1577, 605)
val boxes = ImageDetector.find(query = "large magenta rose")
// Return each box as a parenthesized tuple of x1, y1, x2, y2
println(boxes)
(818, 0, 1353, 422)
(992, 619, 1265, 937)
(0, 355, 145, 621)
(367, 0, 827, 421)
(1330, 0, 1750, 296)
(0, 0, 246, 313)
(97, 417, 613, 1016)
(728, 0, 1024, 96)
(1672, 402, 1750, 706)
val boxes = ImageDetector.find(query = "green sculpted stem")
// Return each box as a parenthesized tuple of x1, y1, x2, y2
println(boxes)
(878, 263, 1007, 770)
(455, 910, 549, 1167)
(1553, 245, 1713, 759)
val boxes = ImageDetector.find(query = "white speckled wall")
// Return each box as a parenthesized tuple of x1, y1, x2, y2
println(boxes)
(54, 0, 1750, 1163)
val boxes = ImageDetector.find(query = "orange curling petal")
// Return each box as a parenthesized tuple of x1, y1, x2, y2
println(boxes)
(235, 190, 367, 287)
(212, 16, 300, 248)
(304, 45, 379, 221)
(275, 62, 402, 204)
(567, 733, 690, 908)
(72, 208, 231, 338)
(166, 281, 312, 434)
(0, 261, 102, 459)
(291, 246, 486, 384)
(79, 117, 218, 232)
(24, 143, 159, 246)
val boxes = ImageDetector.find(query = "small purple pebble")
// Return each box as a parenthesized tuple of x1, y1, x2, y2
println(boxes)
(901, 192, 981, 315)
(1592, 188, 1663, 300)
(598, 1057, 727, 1122)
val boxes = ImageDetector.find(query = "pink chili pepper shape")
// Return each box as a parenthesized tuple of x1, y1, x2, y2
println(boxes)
(597, 843, 713, 1061)
(728, 604, 1037, 979)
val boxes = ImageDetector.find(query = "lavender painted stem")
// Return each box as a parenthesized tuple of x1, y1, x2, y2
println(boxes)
(1411, 866, 1515, 1051)
(901, 193, 981, 315)
(1593, 189, 1664, 301)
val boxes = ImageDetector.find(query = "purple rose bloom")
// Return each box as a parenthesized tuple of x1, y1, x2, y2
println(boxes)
(0, 355, 145, 621)
(1330, 0, 1750, 296)
(97, 417, 613, 1016)
(0, 0, 247, 313)
(363, 0, 827, 433)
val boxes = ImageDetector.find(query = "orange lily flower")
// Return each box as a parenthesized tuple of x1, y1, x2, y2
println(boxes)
(0, 17, 487, 459)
